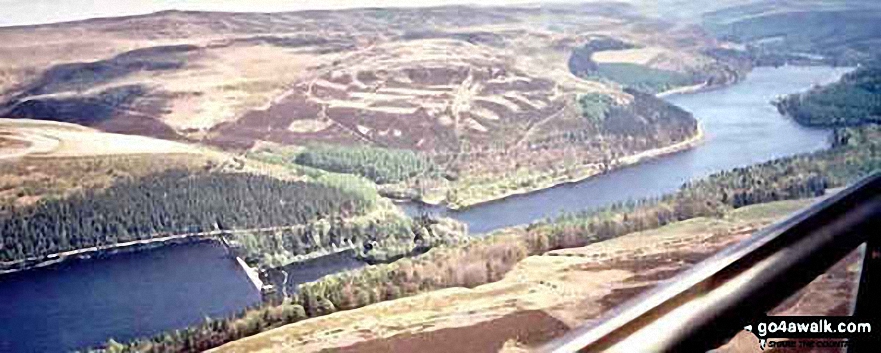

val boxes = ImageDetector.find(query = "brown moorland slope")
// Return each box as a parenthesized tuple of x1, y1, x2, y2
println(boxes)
(0, 5, 741, 146)
(0, 4, 750, 207)
(212, 198, 860, 353)
(0, 5, 731, 141)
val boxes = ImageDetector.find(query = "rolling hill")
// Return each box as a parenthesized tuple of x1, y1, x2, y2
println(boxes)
(0, 4, 751, 206)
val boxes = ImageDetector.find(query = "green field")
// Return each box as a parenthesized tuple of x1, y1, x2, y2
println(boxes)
(594, 63, 694, 93)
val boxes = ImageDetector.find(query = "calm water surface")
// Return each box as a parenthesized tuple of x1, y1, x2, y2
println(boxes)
(0, 66, 851, 353)
(403, 66, 853, 233)
(0, 242, 260, 353)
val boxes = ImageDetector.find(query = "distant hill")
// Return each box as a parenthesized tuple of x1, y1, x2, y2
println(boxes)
(0, 3, 755, 207)
(0, 5, 733, 147)
(703, 2, 881, 66)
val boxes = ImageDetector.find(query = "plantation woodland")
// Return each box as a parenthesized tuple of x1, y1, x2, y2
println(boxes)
(0, 171, 377, 263)
(776, 65, 881, 126)
(101, 118, 881, 352)
(293, 144, 437, 184)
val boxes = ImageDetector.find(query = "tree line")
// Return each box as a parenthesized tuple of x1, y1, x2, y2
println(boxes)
(98, 123, 881, 353)
(229, 212, 466, 269)
(775, 64, 881, 126)
(294, 144, 437, 184)
(540, 88, 698, 157)
(0, 171, 377, 263)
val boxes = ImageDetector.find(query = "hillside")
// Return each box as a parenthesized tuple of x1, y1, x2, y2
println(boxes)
(103, 123, 881, 352)
(0, 4, 750, 207)
(211, 198, 860, 353)
(775, 64, 881, 126)
(0, 118, 221, 208)
(702, 0, 881, 66)
(0, 118, 200, 158)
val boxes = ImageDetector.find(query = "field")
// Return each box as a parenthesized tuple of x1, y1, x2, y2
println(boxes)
(594, 63, 694, 93)
(213, 197, 860, 352)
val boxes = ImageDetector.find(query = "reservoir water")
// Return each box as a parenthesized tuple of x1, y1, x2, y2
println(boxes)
(403, 66, 853, 233)
(0, 242, 261, 353)
(0, 66, 852, 352)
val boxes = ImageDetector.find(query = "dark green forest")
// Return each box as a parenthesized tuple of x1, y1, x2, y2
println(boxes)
(602, 88, 698, 142)
(776, 65, 881, 126)
(294, 144, 437, 184)
(577, 93, 612, 123)
(101, 121, 881, 352)
(594, 63, 693, 94)
(0, 171, 377, 263)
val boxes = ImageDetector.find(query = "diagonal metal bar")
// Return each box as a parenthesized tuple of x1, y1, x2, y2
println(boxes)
(541, 171, 881, 353)
(849, 237, 881, 352)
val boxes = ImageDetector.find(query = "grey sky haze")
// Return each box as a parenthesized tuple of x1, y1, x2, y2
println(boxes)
(0, 0, 574, 27)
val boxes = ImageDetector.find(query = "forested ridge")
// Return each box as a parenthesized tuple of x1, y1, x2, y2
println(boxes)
(100, 122, 881, 352)
(567, 36, 737, 94)
(775, 65, 881, 126)
(0, 171, 377, 263)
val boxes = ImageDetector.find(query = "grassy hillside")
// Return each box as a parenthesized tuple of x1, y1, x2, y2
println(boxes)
(211, 198, 818, 353)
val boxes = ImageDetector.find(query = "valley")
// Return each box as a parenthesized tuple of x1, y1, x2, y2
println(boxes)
(0, 1, 879, 353)
(0, 4, 743, 208)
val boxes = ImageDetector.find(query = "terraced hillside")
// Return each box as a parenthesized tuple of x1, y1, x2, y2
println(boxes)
(0, 4, 749, 207)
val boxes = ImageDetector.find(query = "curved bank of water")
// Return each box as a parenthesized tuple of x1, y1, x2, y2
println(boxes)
(402, 66, 852, 233)
(0, 65, 852, 352)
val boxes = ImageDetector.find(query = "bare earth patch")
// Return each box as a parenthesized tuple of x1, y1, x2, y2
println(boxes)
(288, 119, 335, 133)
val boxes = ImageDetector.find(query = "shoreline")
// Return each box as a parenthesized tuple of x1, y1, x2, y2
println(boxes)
(399, 75, 740, 212)
(0, 209, 396, 276)
(412, 123, 705, 212)
(0, 234, 211, 276)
